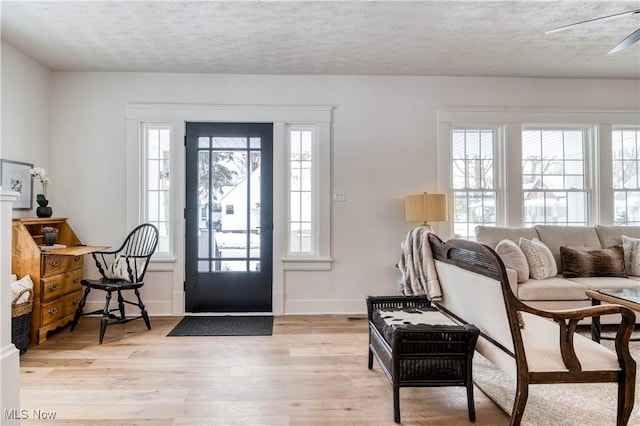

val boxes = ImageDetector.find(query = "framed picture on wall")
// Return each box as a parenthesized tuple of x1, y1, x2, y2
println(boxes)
(1, 159, 33, 210)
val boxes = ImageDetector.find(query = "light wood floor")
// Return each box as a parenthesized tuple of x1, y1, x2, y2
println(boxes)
(19, 316, 509, 425)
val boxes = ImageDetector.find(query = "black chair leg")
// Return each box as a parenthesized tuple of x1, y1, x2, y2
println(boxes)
(117, 290, 125, 320)
(135, 288, 151, 330)
(368, 347, 374, 369)
(99, 290, 112, 344)
(70, 286, 91, 332)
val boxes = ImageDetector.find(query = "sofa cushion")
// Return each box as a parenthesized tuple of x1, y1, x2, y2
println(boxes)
(567, 276, 640, 291)
(496, 239, 529, 283)
(517, 276, 588, 301)
(534, 225, 602, 272)
(595, 225, 640, 248)
(519, 238, 557, 280)
(560, 245, 627, 278)
(622, 235, 640, 276)
(475, 226, 538, 249)
(521, 313, 620, 373)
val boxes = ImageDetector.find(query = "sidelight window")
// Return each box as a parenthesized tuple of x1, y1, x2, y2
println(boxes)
(143, 124, 171, 255)
(287, 126, 315, 255)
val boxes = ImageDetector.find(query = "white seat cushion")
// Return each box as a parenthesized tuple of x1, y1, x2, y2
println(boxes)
(568, 276, 640, 291)
(520, 313, 620, 372)
(518, 276, 588, 301)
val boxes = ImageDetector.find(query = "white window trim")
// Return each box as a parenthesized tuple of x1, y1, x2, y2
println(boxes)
(282, 121, 332, 268)
(125, 103, 333, 315)
(437, 107, 640, 240)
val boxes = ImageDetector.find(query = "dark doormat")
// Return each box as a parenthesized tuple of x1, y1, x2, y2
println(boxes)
(167, 315, 273, 336)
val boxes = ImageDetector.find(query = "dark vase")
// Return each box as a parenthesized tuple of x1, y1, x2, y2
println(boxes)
(36, 206, 52, 218)
(43, 231, 57, 246)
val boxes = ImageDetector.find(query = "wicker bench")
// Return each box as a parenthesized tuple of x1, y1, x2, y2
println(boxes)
(367, 295, 480, 423)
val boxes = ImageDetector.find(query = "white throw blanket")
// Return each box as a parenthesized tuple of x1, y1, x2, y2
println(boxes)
(397, 226, 442, 301)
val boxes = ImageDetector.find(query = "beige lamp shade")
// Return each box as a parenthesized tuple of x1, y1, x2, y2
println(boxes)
(405, 193, 447, 223)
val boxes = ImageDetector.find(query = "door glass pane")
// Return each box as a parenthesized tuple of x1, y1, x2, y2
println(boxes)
(198, 137, 209, 148)
(212, 137, 246, 149)
(198, 150, 211, 258)
(219, 260, 248, 272)
(197, 141, 262, 273)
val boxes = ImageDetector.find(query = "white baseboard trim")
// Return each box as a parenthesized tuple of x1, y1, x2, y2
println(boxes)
(84, 299, 367, 316)
(172, 291, 184, 316)
(284, 299, 366, 315)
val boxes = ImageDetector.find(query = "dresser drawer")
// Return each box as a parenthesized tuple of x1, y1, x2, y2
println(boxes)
(40, 299, 65, 326)
(40, 269, 83, 302)
(63, 290, 83, 316)
(42, 254, 83, 277)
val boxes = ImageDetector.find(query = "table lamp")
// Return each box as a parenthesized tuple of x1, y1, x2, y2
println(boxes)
(405, 193, 447, 226)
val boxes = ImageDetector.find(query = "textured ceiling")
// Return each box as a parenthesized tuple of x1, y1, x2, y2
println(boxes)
(1, 1, 639, 78)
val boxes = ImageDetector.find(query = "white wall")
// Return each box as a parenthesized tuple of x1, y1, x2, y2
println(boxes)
(1, 41, 51, 218)
(44, 72, 639, 315)
(2, 49, 638, 316)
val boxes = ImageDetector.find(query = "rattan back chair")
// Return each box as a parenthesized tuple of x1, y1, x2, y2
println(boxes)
(70, 223, 159, 343)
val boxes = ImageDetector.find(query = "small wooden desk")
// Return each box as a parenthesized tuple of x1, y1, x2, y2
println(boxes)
(586, 289, 640, 343)
(12, 217, 110, 344)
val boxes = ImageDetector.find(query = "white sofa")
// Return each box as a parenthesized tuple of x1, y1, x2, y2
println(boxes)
(475, 225, 640, 320)
(427, 234, 636, 426)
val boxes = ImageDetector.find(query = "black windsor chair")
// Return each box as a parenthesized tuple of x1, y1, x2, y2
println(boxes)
(70, 223, 159, 343)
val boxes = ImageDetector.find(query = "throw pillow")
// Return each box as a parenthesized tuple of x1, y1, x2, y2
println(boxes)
(560, 245, 627, 278)
(11, 275, 34, 304)
(104, 256, 147, 281)
(519, 238, 558, 280)
(495, 239, 529, 283)
(622, 235, 640, 276)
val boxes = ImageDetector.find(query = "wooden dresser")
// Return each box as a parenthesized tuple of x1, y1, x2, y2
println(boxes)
(11, 218, 107, 344)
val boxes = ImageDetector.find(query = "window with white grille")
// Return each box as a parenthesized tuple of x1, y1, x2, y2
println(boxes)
(522, 129, 588, 226)
(287, 126, 315, 255)
(144, 124, 171, 254)
(613, 128, 640, 225)
(451, 128, 497, 239)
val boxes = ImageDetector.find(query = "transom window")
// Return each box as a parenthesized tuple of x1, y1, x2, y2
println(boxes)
(522, 129, 588, 226)
(613, 128, 640, 225)
(451, 128, 496, 239)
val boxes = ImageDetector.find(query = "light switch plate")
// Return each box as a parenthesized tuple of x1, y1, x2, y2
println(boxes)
(333, 189, 346, 202)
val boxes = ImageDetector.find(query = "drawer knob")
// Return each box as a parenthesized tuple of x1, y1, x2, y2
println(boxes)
(73, 278, 79, 284)
(48, 307, 58, 315)
(48, 284, 58, 292)
(72, 299, 79, 305)
(50, 260, 60, 267)
(74, 256, 81, 262)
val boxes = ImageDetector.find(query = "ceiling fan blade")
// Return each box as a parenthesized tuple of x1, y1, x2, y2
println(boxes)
(546, 9, 640, 34)
(608, 27, 640, 54)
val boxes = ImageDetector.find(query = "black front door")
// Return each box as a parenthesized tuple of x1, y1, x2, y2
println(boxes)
(185, 122, 273, 312)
